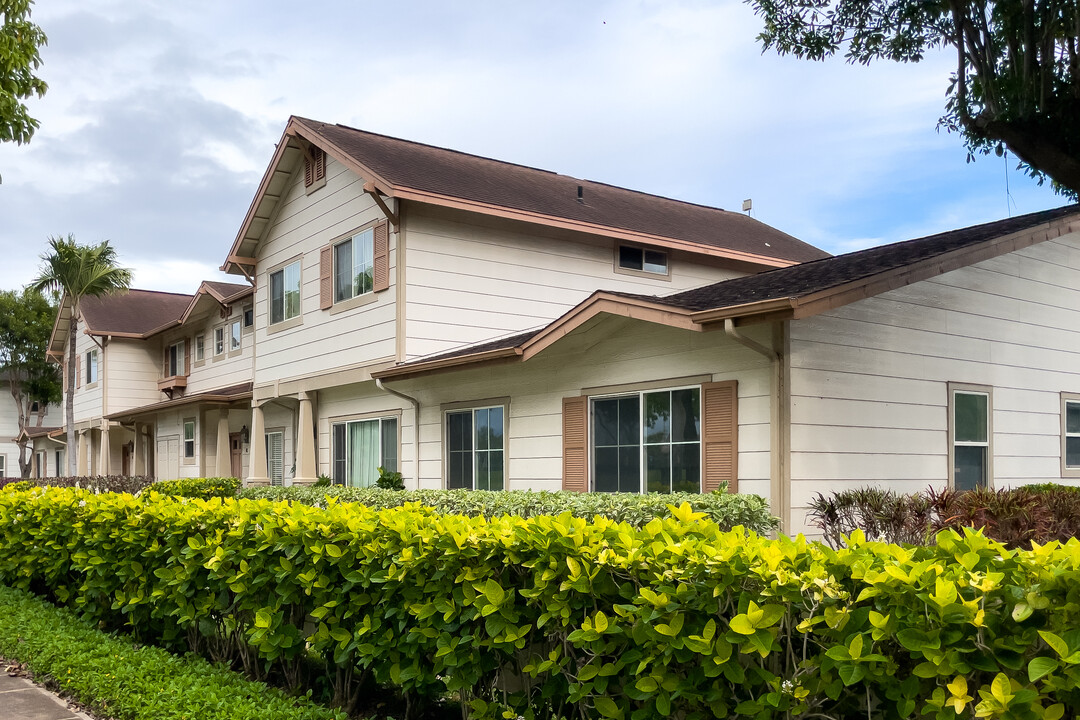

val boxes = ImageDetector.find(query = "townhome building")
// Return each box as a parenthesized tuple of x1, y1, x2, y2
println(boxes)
(219, 117, 826, 490)
(41, 282, 254, 479)
(0, 372, 61, 478)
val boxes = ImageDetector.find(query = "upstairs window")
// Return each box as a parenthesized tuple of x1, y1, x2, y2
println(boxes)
(214, 327, 225, 356)
(167, 340, 185, 376)
(618, 245, 668, 276)
(243, 306, 254, 328)
(334, 228, 374, 302)
(85, 349, 99, 384)
(270, 261, 301, 325)
(230, 320, 242, 351)
(194, 335, 205, 362)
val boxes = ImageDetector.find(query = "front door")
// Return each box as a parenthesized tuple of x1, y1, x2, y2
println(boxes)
(121, 443, 131, 476)
(230, 433, 242, 479)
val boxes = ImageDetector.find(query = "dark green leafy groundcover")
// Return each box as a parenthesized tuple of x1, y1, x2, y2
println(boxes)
(237, 484, 779, 532)
(0, 583, 344, 720)
(3, 487, 1080, 719)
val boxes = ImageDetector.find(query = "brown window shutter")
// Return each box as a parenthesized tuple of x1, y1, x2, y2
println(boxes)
(304, 153, 314, 187)
(319, 245, 333, 310)
(701, 380, 738, 493)
(373, 220, 390, 292)
(562, 396, 588, 492)
(315, 148, 326, 182)
(75, 354, 81, 389)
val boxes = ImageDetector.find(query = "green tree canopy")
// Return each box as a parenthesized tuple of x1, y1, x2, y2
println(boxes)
(0, 289, 60, 478)
(29, 236, 132, 476)
(0, 0, 48, 146)
(748, 0, 1080, 198)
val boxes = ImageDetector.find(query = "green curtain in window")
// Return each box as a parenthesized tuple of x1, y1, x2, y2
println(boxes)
(348, 420, 379, 488)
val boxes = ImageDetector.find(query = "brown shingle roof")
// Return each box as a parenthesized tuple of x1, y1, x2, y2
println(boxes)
(81, 289, 193, 336)
(294, 118, 829, 265)
(204, 281, 252, 302)
(626, 204, 1080, 311)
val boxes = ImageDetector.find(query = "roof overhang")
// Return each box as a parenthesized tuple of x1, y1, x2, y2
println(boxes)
(106, 385, 253, 423)
(222, 117, 801, 276)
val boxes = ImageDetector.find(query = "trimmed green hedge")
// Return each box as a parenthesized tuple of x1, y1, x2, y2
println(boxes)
(0, 583, 344, 720)
(4, 486, 1080, 719)
(151, 477, 241, 499)
(237, 485, 779, 532)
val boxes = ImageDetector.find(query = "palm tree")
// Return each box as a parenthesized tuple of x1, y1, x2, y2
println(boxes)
(29, 236, 132, 476)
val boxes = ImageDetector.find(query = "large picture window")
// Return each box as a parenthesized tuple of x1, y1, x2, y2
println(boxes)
(446, 406, 504, 491)
(270, 261, 301, 325)
(332, 416, 397, 487)
(951, 386, 991, 490)
(334, 228, 374, 303)
(592, 387, 701, 493)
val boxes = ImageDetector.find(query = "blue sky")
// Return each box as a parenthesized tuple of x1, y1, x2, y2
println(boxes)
(0, 0, 1067, 293)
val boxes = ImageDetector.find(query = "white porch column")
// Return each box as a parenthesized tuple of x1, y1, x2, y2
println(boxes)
(76, 431, 88, 476)
(100, 422, 111, 476)
(215, 409, 231, 477)
(134, 424, 146, 476)
(294, 391, 317, 485)
(247, 403, 268, 486)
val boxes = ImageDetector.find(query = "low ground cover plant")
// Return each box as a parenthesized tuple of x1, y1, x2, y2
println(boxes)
(2, 486, 1080, 719)
(26, 474, 154, 494)
(0, 583, 344, 720)
(809, 484, 1080, 549)
(237, 485, 779, 532)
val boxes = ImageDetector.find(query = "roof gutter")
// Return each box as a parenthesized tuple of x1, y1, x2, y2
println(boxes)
(372, 346, 523, 381)
(691, 297, 797, 325)
(375, 378, 421, 489)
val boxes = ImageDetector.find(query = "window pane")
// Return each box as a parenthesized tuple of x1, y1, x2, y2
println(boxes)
(447, 411, 472, 490)
(355, 230, 373, 295)
(618, 245, 643, 270)
(270, 271, 284, 324)
(643, 250, 667, 274)
(618, 447, 640, 492)
(334, 241, 352, 302)
(646, 445, 670, 494)
(477, 451, 490, 491)
(231, 322, 241, 350)
(954, 392, 988, 442)
(954, 445, 987, 490)
(184, 422, 194, 441)
(644, 391, 670, 444)
(475, 408, 490, 451)
(332, 424, 346, 484)
(618, 397, 639, 444)
(284, 263, 301, 319)
(1067, 437, 1080, 468)
(671, 389, 700, 442)
(1068, 403, 1080, 434)
(593, 399, 618, 446)
(488, 407, 503, 450)
(488, 450, 504, 491)
(381, 418, 398, 473)
(671, 444, 701, 493)
(594, 447, 619, 493)
(348, 420, 379, 488)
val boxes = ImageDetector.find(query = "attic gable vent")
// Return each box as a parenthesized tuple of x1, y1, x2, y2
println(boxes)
(304, 146, 327, 189)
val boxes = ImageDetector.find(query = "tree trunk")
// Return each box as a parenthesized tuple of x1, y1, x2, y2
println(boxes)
(67, 311, 77, 477)
(9, 382, 29, 479)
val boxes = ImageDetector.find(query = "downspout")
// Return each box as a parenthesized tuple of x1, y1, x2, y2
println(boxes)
(375, 378, 421, 489)
(724, 318, 788, 534)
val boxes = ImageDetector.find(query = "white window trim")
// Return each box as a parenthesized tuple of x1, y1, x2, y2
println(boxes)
(167, 339, 186, 377)
(948, 383, 993, 490)
(213, 326, 225, 357)
(1061, 392, 1080, 478)
(267, 257, 303, 334)
(443, 402, 508, 491)
(194, 334, 205, 366)
(85, 349, 99, 387)
(589, 384, 703, 494)
(0, 454, 6, 477)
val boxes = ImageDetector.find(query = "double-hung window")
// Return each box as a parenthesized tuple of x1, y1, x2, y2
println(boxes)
(270, 261, 301, 325)
(85, 350, 98, 384)
(332, 416, 398, 487)
(167, 340, 185, 376)
(214, 327, 225, 356)
(951, 385, 992, 490)
(230, 320, 242, 351)
(194, 335, 205, 362)
(592, 387, 701, 493)
(334, 228, 374, 303)
(183, 419, 196, 460)
(446, 406, 504, 490)
(1062, 394, 1080, 476)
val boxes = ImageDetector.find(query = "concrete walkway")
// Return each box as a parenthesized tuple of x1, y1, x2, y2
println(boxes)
(0, 672, 93, 720)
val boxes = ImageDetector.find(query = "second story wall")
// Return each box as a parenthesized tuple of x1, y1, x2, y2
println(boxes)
(161, 305, 254, 396)
(106, 339, 161, 415)
(253, 155, 397, 387)
(70, 325, 103, 424)
(403, 205, 748, 359)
